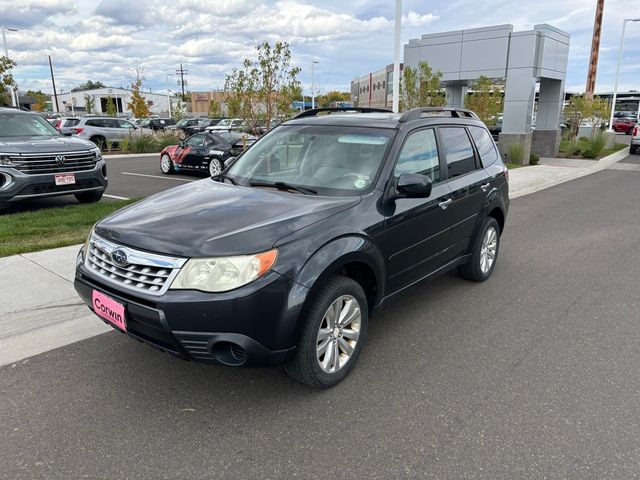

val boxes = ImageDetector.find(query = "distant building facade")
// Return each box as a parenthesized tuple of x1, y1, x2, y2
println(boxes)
(54, 88, 178, 116)
(351, 64, 403, 109)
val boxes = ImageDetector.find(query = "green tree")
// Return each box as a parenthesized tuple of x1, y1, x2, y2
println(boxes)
(26, 90, 48, 111)
(172, 100, 186, 121)
(84, 94, 95, 114)
(400, 61, 445, 111)
(72, 80, 106, 92)
(105, 96, 117, 117)
(317, 91, 351, 107)
(224, 41, 301, 128)
(464, 76, 503, 126)
(0, 55, 17, 107)
(208, 99, 221, 118)
(564, 95, 609, 140)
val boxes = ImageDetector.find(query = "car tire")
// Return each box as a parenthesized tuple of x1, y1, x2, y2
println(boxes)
(90, 136, 106, 150)
(75, 190, 104, 204)
(458, 217, 500, 282)
(160, 154, 174, 174)
(630, 145, 638, 155)
(284, 275, 368, 389)
(209, 158, 222, 177)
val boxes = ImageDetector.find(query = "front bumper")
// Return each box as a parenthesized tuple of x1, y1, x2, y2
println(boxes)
(0, 160, 107, 203)
(74, 255, 299, 367)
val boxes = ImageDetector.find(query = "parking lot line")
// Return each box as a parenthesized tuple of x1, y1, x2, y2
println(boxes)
(103, 194, 131, 200)
(121, 172, 194, 182)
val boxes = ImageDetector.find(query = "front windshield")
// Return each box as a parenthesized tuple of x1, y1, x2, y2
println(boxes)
(217, 119, 232, 127)
(175, 119, 188, 127)
(0, 113, 61, 138)
(227, 125, 394, 196)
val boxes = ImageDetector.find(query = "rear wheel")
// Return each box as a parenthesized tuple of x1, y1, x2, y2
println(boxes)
(75, 190, 103, 204)
(284, 275, 368, 388)
(458, 217, 500, 282)
(160, 154, 174, 174)
(208, 158, 222, 177)
(90, 136, 106, 150)
(630, 145, 638, 155)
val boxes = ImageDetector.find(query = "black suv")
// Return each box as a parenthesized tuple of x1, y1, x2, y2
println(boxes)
(74, 107, 508, 388)
(0, 108, 108, 207)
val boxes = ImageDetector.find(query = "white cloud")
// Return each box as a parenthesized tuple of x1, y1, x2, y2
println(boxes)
(4, 0, 640, 95)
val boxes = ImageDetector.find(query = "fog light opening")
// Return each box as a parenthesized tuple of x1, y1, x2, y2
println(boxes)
(211, 341, 247, 366)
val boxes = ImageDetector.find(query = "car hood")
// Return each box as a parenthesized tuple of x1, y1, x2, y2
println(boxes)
(95, 179, 360, 257)
(0, 135, 96, 153)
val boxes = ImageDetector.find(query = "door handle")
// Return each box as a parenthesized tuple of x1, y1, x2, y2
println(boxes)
(439, 198, 452, 210)
(481, 182, 491, 192)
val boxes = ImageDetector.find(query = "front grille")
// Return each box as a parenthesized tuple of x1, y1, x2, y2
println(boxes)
(18, 178, 101, 196)
(9, 150, 97, 175)
(85, 234, 187, 296)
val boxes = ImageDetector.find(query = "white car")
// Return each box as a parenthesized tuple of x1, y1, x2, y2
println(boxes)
(205, 118, 246, 132)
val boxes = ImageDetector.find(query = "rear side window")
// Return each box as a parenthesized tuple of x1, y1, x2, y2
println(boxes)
(62, 118, 79, 127)
(394, 128, 440, 183)
(468, 126, 500, 167)
(440, 127, 477, 178)
(85, 119, 103, 127)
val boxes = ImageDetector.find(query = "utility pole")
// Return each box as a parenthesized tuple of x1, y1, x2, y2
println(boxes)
(585, 0, 605, 97)
(311, 60, 319, 109)
(392, 0, 402, 113)
(176, 63, 188, 100)
(48, 55, 59, 112)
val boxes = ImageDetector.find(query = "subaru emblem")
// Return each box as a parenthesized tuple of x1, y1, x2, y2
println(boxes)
(55, 155, 66, 165)
(111, 249, 128, 267)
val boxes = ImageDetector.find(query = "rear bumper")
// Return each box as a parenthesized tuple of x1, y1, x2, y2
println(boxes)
(74, 257, 299, 367)
(0, 160, 107, 203)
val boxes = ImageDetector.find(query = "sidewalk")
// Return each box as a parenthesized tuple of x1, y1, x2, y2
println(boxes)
(0, 147, 630, 366)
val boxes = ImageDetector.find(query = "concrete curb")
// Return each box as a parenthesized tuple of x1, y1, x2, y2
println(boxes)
(103, 153, 159, 159)
(510, 148, 630, 199)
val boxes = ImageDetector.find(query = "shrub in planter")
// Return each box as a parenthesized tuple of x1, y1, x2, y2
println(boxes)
(582, 149, 597, 159)
(507, 142, 525, 165)
(588, 132, 606, 158)
(578, 136, 590, 143)
(529, 153, 540, 165)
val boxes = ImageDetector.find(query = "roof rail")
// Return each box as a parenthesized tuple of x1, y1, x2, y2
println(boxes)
(293, 107, 392, 119)
(399, 107, 479, 122)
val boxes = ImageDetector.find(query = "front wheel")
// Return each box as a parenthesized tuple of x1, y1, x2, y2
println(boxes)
(160, 154, 174, 174)
(284, 275, 368, 388)
(75, 190, 103, 204)
(458, 217, 500, 282)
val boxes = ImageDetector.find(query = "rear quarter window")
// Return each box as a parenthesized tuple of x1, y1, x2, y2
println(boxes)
(468, 126, 500, 167)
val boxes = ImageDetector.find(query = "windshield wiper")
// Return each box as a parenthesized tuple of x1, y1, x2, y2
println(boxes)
(250, 181, 317, 195)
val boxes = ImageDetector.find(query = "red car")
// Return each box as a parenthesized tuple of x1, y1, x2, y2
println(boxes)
(612, 116, 638, 134)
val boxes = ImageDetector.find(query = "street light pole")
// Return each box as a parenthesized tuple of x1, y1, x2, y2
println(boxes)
(311, 60, 319, 109)
(2, 27, 19, 107)
(609, 18, 640, 131)
(392, 0, 402, 113)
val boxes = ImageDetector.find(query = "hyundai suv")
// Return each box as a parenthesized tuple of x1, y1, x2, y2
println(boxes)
(74, 107, 508, 388)
(0, 108, 107, 207)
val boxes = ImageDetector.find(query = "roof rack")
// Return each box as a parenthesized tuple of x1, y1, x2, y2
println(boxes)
(293, 107, 392, 119)
(399, 107, 479, 122)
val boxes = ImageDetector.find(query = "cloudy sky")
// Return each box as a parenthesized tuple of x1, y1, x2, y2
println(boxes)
(1, 0, 639, 97)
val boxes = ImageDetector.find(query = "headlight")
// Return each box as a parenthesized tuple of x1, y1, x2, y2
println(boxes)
(0, 153, 16, 167)
(82, 225, 96, 259)
(171, 249, 277, 292)
(91, 146, 102, 160)
(208, 149, 225, 156)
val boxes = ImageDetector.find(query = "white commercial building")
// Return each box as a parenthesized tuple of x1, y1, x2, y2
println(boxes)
(54, 87, 179, 116)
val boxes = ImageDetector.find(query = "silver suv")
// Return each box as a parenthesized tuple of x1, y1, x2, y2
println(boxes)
(70, 116, 137, 149)
(0, 108, 107, 207)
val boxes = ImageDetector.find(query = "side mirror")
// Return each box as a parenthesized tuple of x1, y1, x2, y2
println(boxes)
(396, 173, 432, 198)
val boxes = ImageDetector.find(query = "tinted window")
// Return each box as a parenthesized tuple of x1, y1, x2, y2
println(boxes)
(118, 120, 134, 129)
(440, 127, 477, 178)
(103, 119, 120, 128)
(185, 134, 205, 147)
(85, 119, 103, 127)
(62, 118, 80, 127)
(468, 126, 499, 167)
(394, 129, 440, 183)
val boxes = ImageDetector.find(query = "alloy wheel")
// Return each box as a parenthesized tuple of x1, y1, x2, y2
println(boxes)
(209, 158, 222, 177)
(160, 154, 172, 173)
(316, 295, 361, 373)
(480, 226, 498, 274)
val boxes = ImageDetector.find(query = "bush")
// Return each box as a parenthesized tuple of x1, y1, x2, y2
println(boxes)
(578, 136, 590, 143)
(529, 153, 540, 165)
(155, 133, 182, 150)
(581, 149, 597, 159)
(588, 132, 607, 158)
(506, 142, 525, 164)
(571, 146, 582, 156)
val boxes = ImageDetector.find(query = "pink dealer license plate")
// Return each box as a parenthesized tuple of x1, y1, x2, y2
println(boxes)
(54, 173, 75, 186)
(92, 290, 126, 331)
